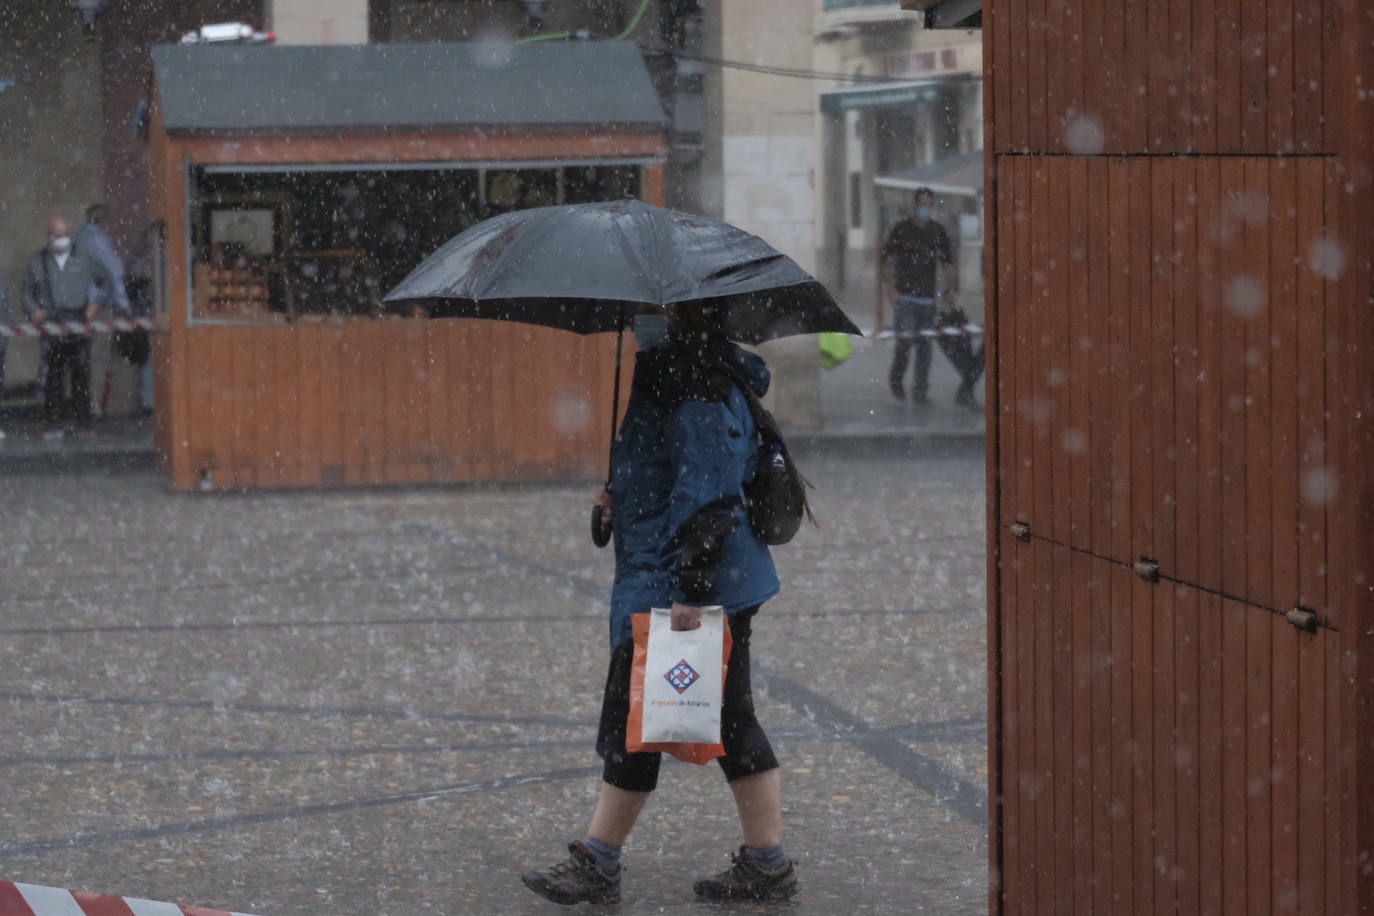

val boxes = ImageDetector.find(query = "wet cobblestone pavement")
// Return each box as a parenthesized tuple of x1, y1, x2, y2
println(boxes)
(0, 439, 988, 914)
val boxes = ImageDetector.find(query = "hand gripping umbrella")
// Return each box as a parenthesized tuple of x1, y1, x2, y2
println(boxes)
(384, 198, 862, 545)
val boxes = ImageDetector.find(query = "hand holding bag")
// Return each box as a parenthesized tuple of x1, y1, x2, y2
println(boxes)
(627, 607, 733, 765)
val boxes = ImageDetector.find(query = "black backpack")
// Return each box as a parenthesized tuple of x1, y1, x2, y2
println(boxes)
(716, 362, 815, 545)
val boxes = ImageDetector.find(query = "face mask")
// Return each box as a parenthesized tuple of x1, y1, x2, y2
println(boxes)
(915, 206, 934, 221)
(49, 236, 72, 254)
(633, 314, 669, 350)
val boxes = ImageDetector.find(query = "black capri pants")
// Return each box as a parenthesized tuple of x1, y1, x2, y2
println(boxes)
(596, 606, 778, 792)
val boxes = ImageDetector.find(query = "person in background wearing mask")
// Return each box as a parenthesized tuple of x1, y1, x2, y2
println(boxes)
(0, 252, 9, 441)
(22, 216, 114, 432)
(521, 307, 797, 906)
(878, 187, 959, 407)
(74, 203, 131, 418)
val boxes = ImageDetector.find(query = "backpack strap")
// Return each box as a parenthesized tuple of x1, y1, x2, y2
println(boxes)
(710, 359, 782, 448)
(711, 358, 816, 524)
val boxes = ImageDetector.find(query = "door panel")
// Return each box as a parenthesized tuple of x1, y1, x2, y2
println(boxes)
(994, 156, 1331, 622)
(996, 542, 1330, 914)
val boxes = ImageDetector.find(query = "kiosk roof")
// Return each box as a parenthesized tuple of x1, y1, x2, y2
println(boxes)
(152, 40, 667, 133)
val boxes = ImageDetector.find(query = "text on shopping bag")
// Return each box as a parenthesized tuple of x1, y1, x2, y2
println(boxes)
(640, 607, 727, 744)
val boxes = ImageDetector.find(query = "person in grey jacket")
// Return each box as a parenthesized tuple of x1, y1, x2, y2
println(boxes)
(22, 217, 114, 428)
(74, 204, 130, 311)
(74, 203, 130, 418)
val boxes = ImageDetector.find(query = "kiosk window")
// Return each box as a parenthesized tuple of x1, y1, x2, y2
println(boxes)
(190, 164, 641, 324)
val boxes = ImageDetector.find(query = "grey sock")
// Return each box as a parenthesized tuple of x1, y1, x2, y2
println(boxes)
(743, 843, 787, 873)
(580, 837, 622, 876)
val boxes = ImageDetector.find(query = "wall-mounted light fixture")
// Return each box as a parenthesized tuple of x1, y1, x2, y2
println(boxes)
(522, 0, 551, 32)
(69, 0, 112, 39)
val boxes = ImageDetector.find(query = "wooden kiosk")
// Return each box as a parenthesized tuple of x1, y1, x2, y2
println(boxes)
(147, 40, 666, 491)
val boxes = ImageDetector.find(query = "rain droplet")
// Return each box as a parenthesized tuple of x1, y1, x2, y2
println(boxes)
(551, 395, 592, 435)
(1301, 467, 1337, 506)
(1230, 190, 1270, 227)
(1308, 236, 1347, 280)
(1063, 114, 1106, 155)
(1018, 397, 1056, 425)
(1225, 275, 1266, 318)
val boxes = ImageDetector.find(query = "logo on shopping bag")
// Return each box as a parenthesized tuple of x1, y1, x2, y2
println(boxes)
(663, 659, 701, 694)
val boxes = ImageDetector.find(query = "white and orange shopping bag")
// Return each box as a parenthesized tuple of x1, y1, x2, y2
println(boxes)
(627, 606, 733, 765)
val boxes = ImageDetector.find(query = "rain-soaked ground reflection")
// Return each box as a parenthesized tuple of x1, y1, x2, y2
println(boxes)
(0, 437, 987, 914)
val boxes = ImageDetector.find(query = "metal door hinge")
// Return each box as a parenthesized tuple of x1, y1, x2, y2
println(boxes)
(1009, 522, 1031, 542)
(1132, 558, 1160, 583)
(1286, 607, 1318, 633)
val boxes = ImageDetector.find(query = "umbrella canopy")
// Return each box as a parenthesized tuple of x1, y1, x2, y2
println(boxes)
(384, 198, 861, 344)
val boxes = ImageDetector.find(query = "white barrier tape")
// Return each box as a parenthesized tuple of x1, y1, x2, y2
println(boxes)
(0, 318, 152, 339)
(871, 323, 985, 340)
(0, 881, 259, 916)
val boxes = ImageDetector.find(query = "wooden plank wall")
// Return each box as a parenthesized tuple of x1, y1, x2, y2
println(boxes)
(162, 320, 623, 491)
(992, 0, 1328, 156)
(996, 156, 1333, 625)
(983, 0, 1374, 913)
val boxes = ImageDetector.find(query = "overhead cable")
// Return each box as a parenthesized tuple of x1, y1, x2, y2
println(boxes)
(640, 43, 923, 84)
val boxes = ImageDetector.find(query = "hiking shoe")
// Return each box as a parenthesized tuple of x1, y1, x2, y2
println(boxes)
(889, 380, 907, 401)
(693, 847, 799, 902)
(521, 842, 621, 906)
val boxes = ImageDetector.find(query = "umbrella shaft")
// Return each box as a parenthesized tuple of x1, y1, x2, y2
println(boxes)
(607, 315, 625, 487)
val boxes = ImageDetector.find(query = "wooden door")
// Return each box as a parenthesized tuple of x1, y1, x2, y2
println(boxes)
(982, 1, 1374, 912)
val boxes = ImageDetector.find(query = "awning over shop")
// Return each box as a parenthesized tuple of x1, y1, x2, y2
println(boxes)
(875, 149, 983, 197)
(819, 79, 943, 113)
(819, 75, 977, 113)
(151, 40, 667, 133)
(900, 0, 983, 28)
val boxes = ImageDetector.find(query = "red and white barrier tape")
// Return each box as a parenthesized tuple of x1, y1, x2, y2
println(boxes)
(0, 318, 153, 340)
(0, 881, 258, 916)
(871, 323, 984, 340)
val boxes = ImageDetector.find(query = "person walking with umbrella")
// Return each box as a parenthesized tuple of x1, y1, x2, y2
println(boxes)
(520, 304, 795, 905)
(385, 197, 858, 906)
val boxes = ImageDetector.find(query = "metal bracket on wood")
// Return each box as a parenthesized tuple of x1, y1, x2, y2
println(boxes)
(1286, 607, 1318, 633)
(1132, 558, 1160, 583)
(1008, 522, 1031, 542)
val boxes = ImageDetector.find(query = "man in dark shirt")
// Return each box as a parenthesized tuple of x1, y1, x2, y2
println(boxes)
(879, 187, 958, 405)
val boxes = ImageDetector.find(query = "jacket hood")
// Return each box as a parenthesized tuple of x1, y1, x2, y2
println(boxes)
(719, 341, 771, 398)
(634, 337, 770, 407)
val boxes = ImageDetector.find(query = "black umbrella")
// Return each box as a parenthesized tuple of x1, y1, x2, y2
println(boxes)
(384, 198, 861, 544)
(384, 197, 859, 342)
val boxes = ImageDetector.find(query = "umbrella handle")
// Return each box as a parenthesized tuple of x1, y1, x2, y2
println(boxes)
(591, 504, 612, 548)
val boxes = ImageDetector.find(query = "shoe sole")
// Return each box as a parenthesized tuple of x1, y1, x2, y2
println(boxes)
(692, 878, 800, 902)
(520, 872, 620, 906)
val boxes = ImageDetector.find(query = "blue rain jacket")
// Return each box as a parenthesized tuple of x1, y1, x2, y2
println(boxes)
(607, 339, 780, 646)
